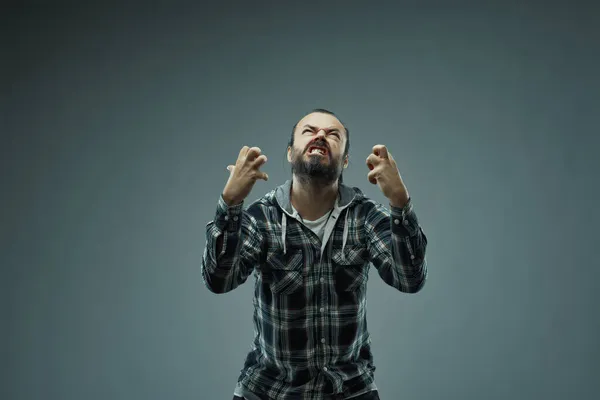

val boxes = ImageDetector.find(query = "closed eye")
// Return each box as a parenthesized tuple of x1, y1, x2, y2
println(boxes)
(301, 126, 341, 138)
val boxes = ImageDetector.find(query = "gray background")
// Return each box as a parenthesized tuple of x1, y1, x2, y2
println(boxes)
(3, 2, 599, 399)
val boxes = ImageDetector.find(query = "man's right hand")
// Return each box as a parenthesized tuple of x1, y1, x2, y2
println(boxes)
(222, 146, 268, 206)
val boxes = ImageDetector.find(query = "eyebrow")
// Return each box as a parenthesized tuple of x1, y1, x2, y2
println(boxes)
(302, 124, 340, 133)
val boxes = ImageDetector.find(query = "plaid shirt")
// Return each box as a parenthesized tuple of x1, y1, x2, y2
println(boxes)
(202, 180, 428, 400)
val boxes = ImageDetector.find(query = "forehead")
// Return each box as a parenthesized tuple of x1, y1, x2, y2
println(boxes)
(296, 112, 344, 131)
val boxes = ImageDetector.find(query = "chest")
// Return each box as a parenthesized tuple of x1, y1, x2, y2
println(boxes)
(262, 207, 369, 273)
(259, 207, 370, 299)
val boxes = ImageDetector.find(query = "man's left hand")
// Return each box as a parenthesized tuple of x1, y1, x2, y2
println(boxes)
(366, 144, 410, 208)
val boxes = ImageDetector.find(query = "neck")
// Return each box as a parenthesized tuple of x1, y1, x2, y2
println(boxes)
(290, 175, 339, 221)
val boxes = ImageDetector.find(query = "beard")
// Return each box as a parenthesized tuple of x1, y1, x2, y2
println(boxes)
(290, 142, 343, 187)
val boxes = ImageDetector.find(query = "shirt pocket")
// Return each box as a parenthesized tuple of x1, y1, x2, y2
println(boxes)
(332, 245, 369, 292)
(265, 250, 304, 295)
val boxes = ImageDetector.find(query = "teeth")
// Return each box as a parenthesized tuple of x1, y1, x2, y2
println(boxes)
(310, 148, 325, 155)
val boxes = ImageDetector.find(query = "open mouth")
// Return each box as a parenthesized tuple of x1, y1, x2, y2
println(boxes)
(307, 146, 328, 156)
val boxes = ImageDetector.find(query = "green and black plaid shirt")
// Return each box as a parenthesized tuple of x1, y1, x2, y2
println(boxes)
(202, 180, 428, 400)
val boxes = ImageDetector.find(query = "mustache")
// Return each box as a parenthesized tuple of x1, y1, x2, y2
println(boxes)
(304, 140, 330, 153)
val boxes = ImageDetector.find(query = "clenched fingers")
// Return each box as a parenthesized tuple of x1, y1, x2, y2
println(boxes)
(237, 146, 250, 161)
(227, 164, 268, 181)
(253, 154, 267, 168)
(246, 146, 262, 162)
(367, 169, 378, 185)
(372, 144, 389, 159)
(366, 153, 382, 170)
(252, 153, 268, 180)
(228, 156, 268, 179)
(254, 170, 269, 181)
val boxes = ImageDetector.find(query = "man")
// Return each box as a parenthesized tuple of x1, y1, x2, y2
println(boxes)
(202, 109, 428, 400)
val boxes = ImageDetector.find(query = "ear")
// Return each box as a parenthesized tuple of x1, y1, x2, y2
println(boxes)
(343, 156, 349, 168)
(287, 146, 292, 163)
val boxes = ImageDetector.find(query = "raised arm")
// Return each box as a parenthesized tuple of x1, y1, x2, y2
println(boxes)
(201, 145, 269, 293)
(365, 199, 427, 293)
(202, 198, 265, 293)
(364, 144, 428, 293)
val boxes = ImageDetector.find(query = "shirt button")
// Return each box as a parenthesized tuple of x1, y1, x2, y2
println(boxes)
(320, 307, 324, 313)
(321, 338, 326, 343)
(320, 277, 325, 283)
(323, 366, 328, 372)
(233, 216, 239, 221)
(410, 255, 415, 260)
(403, 219, 409, 226)
(224, 215, 229, 221)
(394, 219, 400, 225)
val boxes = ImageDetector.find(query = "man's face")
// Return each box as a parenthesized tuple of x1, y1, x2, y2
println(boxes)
(288, 112, 347, 185)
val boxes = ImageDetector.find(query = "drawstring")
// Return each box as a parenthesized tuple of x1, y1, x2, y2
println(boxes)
(341, 209, 349, 261)
(281, 213, 287, 254)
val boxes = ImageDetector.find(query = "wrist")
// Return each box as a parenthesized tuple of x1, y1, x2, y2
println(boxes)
(222, 193, 241, 207)
(388, 188, 409, 209)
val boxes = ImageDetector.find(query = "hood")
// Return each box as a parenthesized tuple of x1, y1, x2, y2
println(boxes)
(273, 179, 363, 215)
(271, 180, 364, 256)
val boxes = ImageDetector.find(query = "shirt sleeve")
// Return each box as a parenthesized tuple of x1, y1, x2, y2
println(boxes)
(365, 198, 428, 293)
(201, 195, 265, 294)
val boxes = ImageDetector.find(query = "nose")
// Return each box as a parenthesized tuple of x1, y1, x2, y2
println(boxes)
(315, 129, 327, 139)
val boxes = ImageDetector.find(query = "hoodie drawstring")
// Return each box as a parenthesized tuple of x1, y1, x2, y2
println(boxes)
(281, 213, 287, 254)
(341, 210, 349, 261)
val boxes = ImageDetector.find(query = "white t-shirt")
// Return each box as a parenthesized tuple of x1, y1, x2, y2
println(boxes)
(293, 206, 333, 241)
